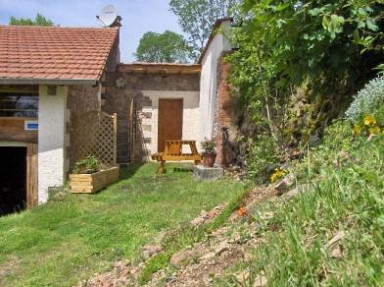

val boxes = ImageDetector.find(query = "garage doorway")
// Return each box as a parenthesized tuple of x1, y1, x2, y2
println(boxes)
(0, 147, 27, 216)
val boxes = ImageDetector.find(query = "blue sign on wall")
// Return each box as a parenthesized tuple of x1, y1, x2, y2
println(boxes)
(25, 121, 39, 131)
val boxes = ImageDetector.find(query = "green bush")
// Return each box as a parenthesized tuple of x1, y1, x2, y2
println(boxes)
(345, 76, 384, 122)
(291, 120, 353, 182)
(247, 136, 278, 184)
(72, 155, 101, 174)
(373, 104, 384, 127)
(201, 138, 216, 154)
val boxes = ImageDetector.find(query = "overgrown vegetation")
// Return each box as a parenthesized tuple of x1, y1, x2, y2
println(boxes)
(0, 164, 244, 287)
(214, 2, 384, 281)
(220, 120, 384, 286)
(345, 76, 384, 123)
(228, 0, 383, 182)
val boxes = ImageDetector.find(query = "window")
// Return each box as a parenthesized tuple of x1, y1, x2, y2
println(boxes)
(0, 93, 38, 118)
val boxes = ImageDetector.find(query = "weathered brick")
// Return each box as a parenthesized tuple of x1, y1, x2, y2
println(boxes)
(215, 54, 237, 167)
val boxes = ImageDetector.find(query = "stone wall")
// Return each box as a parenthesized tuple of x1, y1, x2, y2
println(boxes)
(67, 85, 101, 116)
(103, 69, 200, 164)
(215, 54, 237, 167)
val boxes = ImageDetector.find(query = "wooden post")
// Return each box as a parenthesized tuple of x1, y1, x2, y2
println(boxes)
(129, 98, 134, 163)
(113, 113, 117, 165)
(157, 161, 166, 174)
(27, 143, 38, 208)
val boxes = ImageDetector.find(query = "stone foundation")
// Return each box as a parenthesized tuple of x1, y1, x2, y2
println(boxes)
(193, 165, 224, 180)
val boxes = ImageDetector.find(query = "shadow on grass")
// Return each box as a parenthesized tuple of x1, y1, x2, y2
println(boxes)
(120, 162, 195, 180)
(117, 162, 195, 191)
(163, 162, 195, 174)
(173, 167, 193, 173)
(119, 164, 144, 180)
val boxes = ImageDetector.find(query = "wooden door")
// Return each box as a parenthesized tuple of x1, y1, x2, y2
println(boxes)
(158, 99, 183, 152)
(26, 144, 38, 208)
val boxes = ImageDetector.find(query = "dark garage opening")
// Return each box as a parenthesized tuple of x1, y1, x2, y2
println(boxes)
(0, 147, 27, 216)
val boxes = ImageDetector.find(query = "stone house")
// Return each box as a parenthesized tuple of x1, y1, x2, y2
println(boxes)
(103, 18, 235, 165)
(0, 25, 120, 214)
(0, 18, 235, 214)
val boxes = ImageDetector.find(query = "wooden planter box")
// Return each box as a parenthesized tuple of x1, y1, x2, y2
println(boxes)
(69, 166, 120, 194)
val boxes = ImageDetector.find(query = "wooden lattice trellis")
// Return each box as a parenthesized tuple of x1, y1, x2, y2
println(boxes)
(70, 111, 117, 167)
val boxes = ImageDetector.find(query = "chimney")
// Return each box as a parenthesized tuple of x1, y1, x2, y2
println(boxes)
(110, 16, 122, 28)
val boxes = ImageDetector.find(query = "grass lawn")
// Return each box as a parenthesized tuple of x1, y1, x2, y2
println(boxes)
(0, 163, 244, 287)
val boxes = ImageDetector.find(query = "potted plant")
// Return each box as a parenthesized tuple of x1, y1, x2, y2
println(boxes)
(201, 138, 217, 168)
(69, 155, 120, 194)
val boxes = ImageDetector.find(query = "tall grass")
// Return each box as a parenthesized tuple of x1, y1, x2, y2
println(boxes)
(224, 125, 383, 286)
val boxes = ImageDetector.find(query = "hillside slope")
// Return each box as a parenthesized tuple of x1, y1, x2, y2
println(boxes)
(79, 123, 383, 286)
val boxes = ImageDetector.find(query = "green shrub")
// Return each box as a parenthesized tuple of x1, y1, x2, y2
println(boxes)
(243, 124, 384, 286)
(373, 104, 384, 127)
(201, 138, 216, 154)
(322, 120, 353, 150)
(72, 155, 101, 174)
(345, 76, 384, 122)
(247, 136, 278, 184)
(292, 120, 354, 182)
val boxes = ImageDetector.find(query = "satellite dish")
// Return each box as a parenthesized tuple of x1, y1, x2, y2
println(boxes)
(97, 5, 118, 27)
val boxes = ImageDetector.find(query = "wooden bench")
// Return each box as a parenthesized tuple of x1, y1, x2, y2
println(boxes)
(151, 140, 202, 174)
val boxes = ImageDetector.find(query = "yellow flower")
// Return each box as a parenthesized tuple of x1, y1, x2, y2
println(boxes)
(363, 115, 376, 126)
(270, 168, 287, 183)
(369, 125, 381, 135)
(353, 125, 361, 135)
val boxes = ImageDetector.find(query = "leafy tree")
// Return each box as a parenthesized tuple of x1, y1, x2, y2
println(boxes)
(9, 13, 54, 26)
(169, 0, 240, 59)
(228, 0, 383, 173)
(134, 30, 192, 63)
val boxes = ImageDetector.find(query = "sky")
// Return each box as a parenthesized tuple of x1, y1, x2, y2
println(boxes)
(0, 0, 184, 62)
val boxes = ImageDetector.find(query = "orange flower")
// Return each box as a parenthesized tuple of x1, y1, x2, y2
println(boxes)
(238, 207, 247, 217)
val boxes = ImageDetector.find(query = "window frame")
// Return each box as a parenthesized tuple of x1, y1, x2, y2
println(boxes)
(0, 92, 39, 118)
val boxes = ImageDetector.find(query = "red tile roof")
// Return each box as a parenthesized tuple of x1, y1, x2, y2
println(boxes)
(0, 25, 119, 84)
(119, 62, 201, 74)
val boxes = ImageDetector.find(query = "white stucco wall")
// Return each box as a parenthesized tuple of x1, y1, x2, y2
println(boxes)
(141, 90, 200, 159)
(199, 20, 232, 141)
(38, 85, 69, 203)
